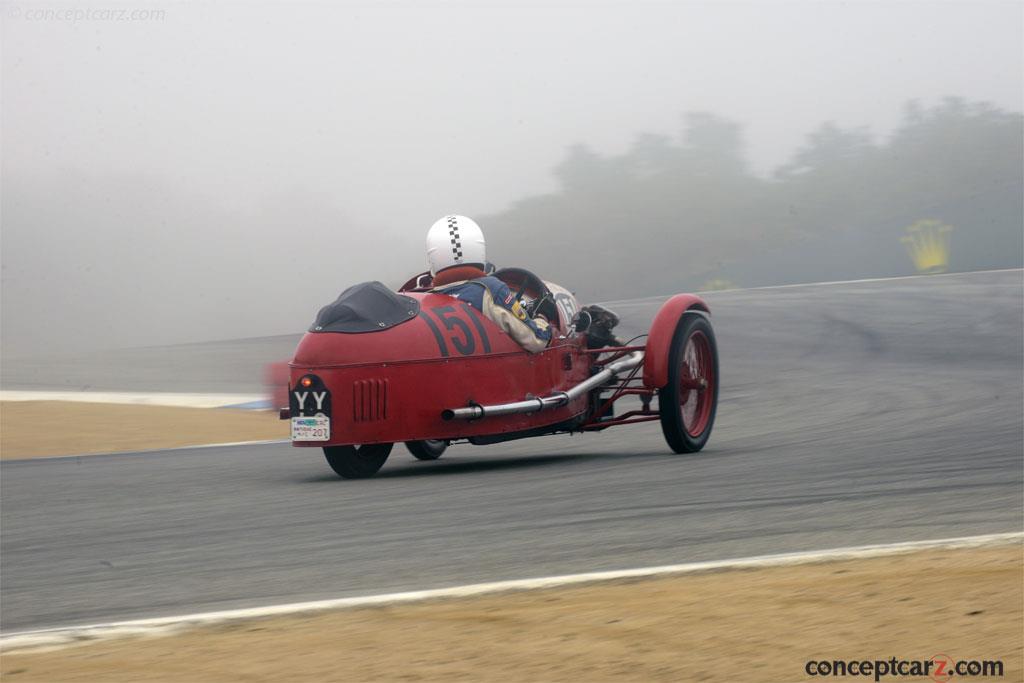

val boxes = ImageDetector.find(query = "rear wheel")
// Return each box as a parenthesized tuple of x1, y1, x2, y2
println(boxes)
(323, 443, 393, 479)
(405, 440, 447, 460)
(658, 314, 718, 453)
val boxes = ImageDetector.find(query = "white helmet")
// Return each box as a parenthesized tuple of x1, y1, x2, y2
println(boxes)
(426, 215, 486, 276)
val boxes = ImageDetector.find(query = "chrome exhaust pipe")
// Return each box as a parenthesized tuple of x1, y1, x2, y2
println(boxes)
(441, 351, 644, 421)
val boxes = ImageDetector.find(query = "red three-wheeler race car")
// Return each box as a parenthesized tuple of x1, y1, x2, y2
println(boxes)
(281, 268, 718, 478)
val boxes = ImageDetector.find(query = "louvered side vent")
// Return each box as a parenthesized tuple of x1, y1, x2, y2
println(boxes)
(352, 379, 389, 422)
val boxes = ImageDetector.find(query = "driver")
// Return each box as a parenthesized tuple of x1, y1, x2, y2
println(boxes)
(426, 215, 552, 353)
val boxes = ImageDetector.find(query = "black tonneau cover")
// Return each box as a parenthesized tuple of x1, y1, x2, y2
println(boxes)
(310, 281, 419, 333)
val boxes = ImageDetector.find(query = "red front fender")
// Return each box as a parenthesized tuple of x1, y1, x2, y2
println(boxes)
(642, 294, 711, 389)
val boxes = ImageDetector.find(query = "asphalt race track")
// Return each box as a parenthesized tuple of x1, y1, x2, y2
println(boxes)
(2, 270, 1021, 632)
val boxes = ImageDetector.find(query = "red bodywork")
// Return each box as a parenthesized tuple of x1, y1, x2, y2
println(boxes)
(642, 294, 711, 389)
(284, 276, 710, 448)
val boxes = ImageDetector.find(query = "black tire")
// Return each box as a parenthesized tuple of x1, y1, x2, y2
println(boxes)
(658, 313, 719, 453)
(323, 443, 393, 479)
(405, 440, 447, 461)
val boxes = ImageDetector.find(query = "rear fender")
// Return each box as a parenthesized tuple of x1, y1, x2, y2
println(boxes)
(642, 294, 710, 389)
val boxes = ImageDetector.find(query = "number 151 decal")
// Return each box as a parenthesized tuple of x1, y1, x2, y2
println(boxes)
(419, 304, 492, 357)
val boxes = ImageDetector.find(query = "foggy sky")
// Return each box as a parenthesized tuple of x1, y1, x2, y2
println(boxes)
(2, 0, 1021, 355)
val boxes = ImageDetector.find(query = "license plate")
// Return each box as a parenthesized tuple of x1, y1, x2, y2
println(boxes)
(291, 414, 330, 441)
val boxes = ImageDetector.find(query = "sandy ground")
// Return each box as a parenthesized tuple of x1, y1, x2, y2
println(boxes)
(0, 401, 286, 459)
(2, 545, 1019, 682)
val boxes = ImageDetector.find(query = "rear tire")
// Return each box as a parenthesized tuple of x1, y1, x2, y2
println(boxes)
(658, 313, 719, 453)
(323, 443, 393, 479)
(405, 440, 447, 460)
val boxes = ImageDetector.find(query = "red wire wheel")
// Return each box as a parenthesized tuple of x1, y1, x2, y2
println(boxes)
(658, 313, 719, 453)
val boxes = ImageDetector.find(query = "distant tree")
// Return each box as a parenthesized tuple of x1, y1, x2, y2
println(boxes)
(625, 133, 678, 179)
(775, 122, 874, 178)
(554, 144, 628, 194)
(483, 97, 1022, 300)
(680, 112, 745, 177)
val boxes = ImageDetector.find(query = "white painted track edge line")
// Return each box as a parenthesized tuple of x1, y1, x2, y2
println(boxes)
(3, 531, 1020, 652)
(598, 267, 1024, 305)
(0, 391, 266, 408)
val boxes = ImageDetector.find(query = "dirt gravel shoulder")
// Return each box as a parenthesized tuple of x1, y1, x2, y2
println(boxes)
(0, 401, 286, 459)
(2, 545, 1020, 682)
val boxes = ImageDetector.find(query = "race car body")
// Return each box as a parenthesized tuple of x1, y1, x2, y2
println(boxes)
(283, 268, 718, 478)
